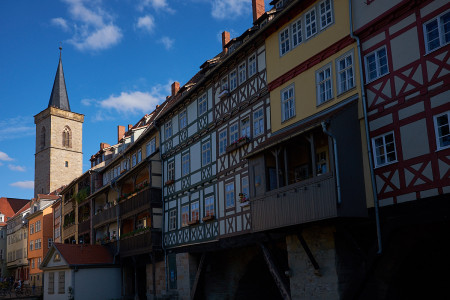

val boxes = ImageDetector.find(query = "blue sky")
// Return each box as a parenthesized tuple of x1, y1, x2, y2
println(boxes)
(0, 0, 268, 199)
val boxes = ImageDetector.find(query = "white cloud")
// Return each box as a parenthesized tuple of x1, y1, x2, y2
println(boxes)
(0, 116, 34, 141)
(51, 17, 70, 31)
(211, 0, 251, 20)
(136, 15, 155, 32)
(8, 165, 26, 172)
(138, 0, 175, 13)
(99, 91, 163, 114)
(159, 36, 174, 50)
(0, 151, 13, 162)
(81, 98, 94, 106)
(55, 0, 123, 51)
(10, 181, 34, 189)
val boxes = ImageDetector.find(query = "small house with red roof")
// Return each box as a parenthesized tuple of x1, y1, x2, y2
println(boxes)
(40, 243, 120, 300)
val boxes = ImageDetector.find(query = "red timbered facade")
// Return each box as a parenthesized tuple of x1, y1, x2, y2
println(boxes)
(355, 0, 450, 206)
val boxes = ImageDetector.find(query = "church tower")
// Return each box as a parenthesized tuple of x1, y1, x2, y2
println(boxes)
(34, 48, 84, 197)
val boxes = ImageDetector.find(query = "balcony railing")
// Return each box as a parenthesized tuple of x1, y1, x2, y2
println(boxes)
(92, 205, 117, 228)
(78, 218, 90, 233)
(63, 223, 76, 239)
(120, 231, 154, 257)
(120, 188, 161, 218)
(251, 172, 337, 232)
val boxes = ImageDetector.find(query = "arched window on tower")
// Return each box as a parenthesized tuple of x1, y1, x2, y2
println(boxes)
(40, 127, 46, 150)
(62, 126, 72, 148)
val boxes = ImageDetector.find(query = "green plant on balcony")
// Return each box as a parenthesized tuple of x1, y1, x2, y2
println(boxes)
(75, 187, 89, 204)
(120, 226, 150, 240)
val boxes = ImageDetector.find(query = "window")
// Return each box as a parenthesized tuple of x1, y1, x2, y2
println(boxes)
(424, 11, 450, 53)
(179, 110, 187, 130)
(230, 123, 239, 144)
(202, 141, 211, 166)
(65, 161, 69, 168)
(48, 272, 55, 294)
(336, 52, 355, 94)
(372, 132, 397, 167)
(221, 76, 229, 92)
(146, 138, 156, 157)
(230, 70, 237, 91)
(55, 227, 60, 239)
(225, 183, 235, 208)
(35, 240, 38, 249)
(305, 8, 317, 39)
(48, 238, 53, 248)
(30, 240, 33, 251)
(30, 224, 34, 235)
(181, 205, 189, 227)
(365, 46, 388, 82)
(132, 153, 137, 167)
(316, 64, 333, 104)
(62, 126, 71, 148)
(238, 62, 247, 84)
(292, 18, 303, 47)
(242, 176, 249, 199)
(169, 210, 177, 231)
(58, 271, 65, 294)
(253, 108, 264, 137)
(165, 121, 172, 139)
(168, 161, 175, 180)
(319, 0, 333, 29)
(205, 196, 214, 217)
(137, 149, 142, 163)
(32, 259, 35, 269)
(36, 220, 41, 232)
(241, 118, 250, 138)
(248, 54, 257, 78)
(191, 202, 199, 222)
(219, 130, 227, 155)
(198, 94, 207, 116)
(281, 85, 295, 121)
(279, 27, 290, 56)
(38, 257, 41, 267)
(182, 153, 190, 176)
(434, 111, 450, 150)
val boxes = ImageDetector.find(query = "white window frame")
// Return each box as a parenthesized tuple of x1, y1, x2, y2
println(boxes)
(241, 117, 250, 138)
(221, 76, 229, 92)
(316, 63, 333, 105)
(372, 131, 397, 167)
(241, 176, 249, 199)
(169, 209, 177, 231)
(191, 201, 199, 222)
(305, 8, 317, 39)
(279, 27, 290, 56)
(146, 138, 156, 157)
(281, 84, 296, 122)
(181, 205, 189, 227)
(202, 141, 211, 166)
(181, 153, 190, 177)
(179, 110, 187, 130)
(168, 160, 175, 180)
(137, 149, 142, 163)
(319, 0, 333, 30)
(132, 153, 137, 167)
(365, 46, 389, 83)
(253, 108, 264, 137)
(336, 51, 355, 95)
(238, 62, 247, 85)
(292, 18, 303, 48)
(424, 10, 450, 53)
(219, 130, 227, 155)
(230, 70, 237, 91)
(225, 182, 235, 208)
(230, 123, 239, 144)
(198, 94, 207, 116)
(165, 120, 172, 139)
(434, 111, 450, 150)
(205, 196, 215, 217)
(248, 53, 257, 78)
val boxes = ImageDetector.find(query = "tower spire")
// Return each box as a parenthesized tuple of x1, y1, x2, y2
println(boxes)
(48, 46, 71, 111)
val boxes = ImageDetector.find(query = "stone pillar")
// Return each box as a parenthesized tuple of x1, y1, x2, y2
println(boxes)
(286, 225, 339, 300)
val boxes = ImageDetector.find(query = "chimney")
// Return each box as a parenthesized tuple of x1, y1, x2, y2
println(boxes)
(117, 125, 125, 143)
(222, 31, 230, 53)
(100, 143, 110, 150)
(171, 82, 180, 97)
(252, 0, 265, 23)
(128, 124, 133, 131)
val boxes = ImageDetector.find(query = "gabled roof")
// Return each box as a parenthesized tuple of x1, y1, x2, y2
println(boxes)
(48, 51, 71, 112)
(0, 197, 30, 226)
(41, 243, 115, 269)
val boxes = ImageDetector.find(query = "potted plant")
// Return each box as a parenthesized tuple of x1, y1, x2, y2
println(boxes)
(165, 179, 175, 186)
(202, 214, 215, 222)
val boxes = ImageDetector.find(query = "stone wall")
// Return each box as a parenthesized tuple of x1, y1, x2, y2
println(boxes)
(146, 261, 166, 298)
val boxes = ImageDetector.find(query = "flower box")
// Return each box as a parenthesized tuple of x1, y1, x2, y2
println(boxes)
(165, 179, 175, 186)
(226, 136, 250, 153)
(187, 219, 199, 226)
(218, 90, 229, 99)
(202, 215, 215, 222)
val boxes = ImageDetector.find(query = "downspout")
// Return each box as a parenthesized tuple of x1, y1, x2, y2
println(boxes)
(321, 122, 342, 205)
(349, 0, 382, 254)
(155, 121, 169, 293)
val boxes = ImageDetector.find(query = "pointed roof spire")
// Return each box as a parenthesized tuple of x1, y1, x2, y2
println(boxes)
(48, 46, 71, 111)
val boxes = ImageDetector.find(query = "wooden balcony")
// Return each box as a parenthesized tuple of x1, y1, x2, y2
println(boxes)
(251, 172, 337, 232)
(92, 205, 118, 228)
(120, 231, 156, 257)
(120, 188, 161, 219)
(63, 223, 76, 239)
(78, 218, 90, 234)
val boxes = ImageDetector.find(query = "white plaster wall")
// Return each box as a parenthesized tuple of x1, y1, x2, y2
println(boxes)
(74, 267, 121, 300)
(43, 269, 72, 300)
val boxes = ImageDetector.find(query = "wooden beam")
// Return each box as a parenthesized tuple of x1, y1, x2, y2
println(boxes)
(259, 243, 291, 300)
(297, 233, 321, 276)
(190, 252, 206, 300)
